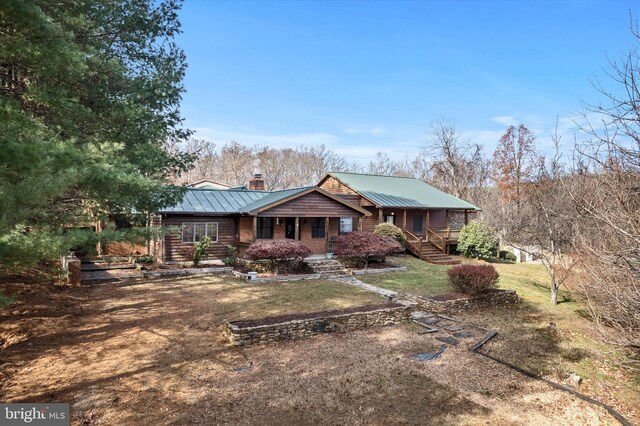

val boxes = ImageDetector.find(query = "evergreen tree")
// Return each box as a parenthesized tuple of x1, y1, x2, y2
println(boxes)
(0, 0, 194, 272)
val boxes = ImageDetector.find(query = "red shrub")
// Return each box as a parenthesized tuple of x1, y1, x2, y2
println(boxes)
(244, 239, 311, 261)
(447, 264, 499, 296)
(335, 231, 402, 266)
(244, 240, 312, 276)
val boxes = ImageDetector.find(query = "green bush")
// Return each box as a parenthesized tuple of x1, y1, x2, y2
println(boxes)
(136, 255, 154, 264)
(374, 222, 406, 245)
(192, 236, 212, 267)
(504, 252, 517, 262)
(457, 222, 498, 259)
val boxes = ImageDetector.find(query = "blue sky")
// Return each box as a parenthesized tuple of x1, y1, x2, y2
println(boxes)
(177, 0, 638, 163)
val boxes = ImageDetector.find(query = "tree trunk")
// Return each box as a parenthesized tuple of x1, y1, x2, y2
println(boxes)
(550, 277, 558, 305)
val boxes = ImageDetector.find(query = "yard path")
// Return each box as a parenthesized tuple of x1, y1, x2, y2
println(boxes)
(331, 275, 400, 300)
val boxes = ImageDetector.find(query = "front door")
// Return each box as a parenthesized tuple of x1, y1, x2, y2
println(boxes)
(285, 218, 296, 239)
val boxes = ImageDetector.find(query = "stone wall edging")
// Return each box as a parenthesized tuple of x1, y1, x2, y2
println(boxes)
(142, 266, 232, 278)
(224, 305, 411, 346)
(403, 289, 519, 314)
(351, 266, 408, 275)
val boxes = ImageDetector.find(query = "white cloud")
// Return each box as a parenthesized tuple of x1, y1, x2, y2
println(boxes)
(490, 115, 517, 126)
(192, 126, 339, 149)
(342, 126, 386, 135)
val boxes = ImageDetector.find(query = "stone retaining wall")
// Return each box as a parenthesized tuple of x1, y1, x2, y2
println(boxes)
(409, 289, 519, 314)
(224, 305, 411, 346)
(142, 266, 232, 278)
(351, 266, 408, 275)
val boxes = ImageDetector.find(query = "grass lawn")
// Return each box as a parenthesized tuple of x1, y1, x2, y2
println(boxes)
(359, 255, 454, 297)
(213, 276, 386, 320)
(0, 273, 618, 424)
(360, 255, 639, 421)
(463, 260, 639, 417)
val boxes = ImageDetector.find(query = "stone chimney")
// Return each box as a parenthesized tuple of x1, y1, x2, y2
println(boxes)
(248, 173, 265, 190)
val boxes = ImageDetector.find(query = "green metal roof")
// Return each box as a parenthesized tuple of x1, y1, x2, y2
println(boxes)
(159, 186, 352, 215)
(158, 188, 269, 214)
(327, 172, 481, 210)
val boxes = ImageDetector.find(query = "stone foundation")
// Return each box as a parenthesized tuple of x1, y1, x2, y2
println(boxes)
(224, 304, 411, 346)
(408, 289, 519, 314)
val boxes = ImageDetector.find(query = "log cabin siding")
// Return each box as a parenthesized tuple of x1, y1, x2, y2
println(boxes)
(320, 177, 375, 206)
(258, 192, 362, 218)
(319, 176, 358, 195)
(163, 215, 236, 261)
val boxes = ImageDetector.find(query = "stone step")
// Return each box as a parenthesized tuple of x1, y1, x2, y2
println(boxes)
(81, 263, 135, 271)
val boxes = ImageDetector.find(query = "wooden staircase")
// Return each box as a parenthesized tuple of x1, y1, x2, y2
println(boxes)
(402, 230, 460, 265)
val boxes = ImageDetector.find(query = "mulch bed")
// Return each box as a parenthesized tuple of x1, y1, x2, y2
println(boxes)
(231, 302, 403, 328)
(428, 292, 467, 301)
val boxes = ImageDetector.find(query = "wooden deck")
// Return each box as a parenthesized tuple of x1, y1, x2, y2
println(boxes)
(402, 228, 461, 265)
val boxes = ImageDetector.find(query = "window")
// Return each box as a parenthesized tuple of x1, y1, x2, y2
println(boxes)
(181, 222, 218, 243)
(256, 217, 274, 239)
(413, 215, 423, 233)
(385, 215, 395, 224)
(311, 218, 325, 238)
(340, 217, 353, 234)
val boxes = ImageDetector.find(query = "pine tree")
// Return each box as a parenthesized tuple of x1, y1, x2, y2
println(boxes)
(0, 0, 194, 272)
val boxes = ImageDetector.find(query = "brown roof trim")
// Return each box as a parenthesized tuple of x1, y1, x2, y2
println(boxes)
(318, 173, 381, 208)
(248, 186, 372, 216)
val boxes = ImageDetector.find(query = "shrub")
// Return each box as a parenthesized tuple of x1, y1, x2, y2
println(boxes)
(374, 222, 406, 245)
(222, 244, 237, 266)
(504, 252, 517, 262)
(457, 222, 498, 259)
(136, 255, 154, 264)
(192, 236, 211, 267)
(447, 264, 500, 296)
(335, 231, 402, 268)
(244, 240, 312, 275)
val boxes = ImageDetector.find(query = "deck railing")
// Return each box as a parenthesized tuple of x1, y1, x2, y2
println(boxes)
(426, 229, 446, 252)
(402, 229, 423, 258)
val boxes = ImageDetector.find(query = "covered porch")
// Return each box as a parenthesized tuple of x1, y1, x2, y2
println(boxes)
(374, 207, 477, 258)
(237, 215, 364, 255)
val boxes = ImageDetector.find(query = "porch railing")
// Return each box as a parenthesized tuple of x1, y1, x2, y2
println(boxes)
(402, 229, 423, 258)
(426, 229, 446, 253)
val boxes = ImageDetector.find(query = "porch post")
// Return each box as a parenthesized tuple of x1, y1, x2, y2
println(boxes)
(464, 210, 469, 225)
(378, 208, 383, 224)
(426, 210, 430, 232)
(294, 217, 300, 240)
(252, 216, 257, 241)
(402, 209, 407, 230)
(358, 217, 363, 231)
(446, 210, 450, 238)
(325, 217, 330, 251)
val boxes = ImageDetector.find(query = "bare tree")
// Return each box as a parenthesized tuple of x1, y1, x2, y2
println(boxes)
(421, 118, 491, 204)
(367, 152, 402, 176)
(569, 22, 640, 355)
(507, 130, 575, 305)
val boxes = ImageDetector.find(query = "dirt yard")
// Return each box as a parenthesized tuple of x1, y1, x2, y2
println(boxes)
(0, 274, 625, 425)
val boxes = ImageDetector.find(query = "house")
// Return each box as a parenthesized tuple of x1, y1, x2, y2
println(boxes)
(150, 172, 481, 264)
(187, 179, 233, 190)
(318, 172, 481, 264)
(151, 174, 371, 262)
